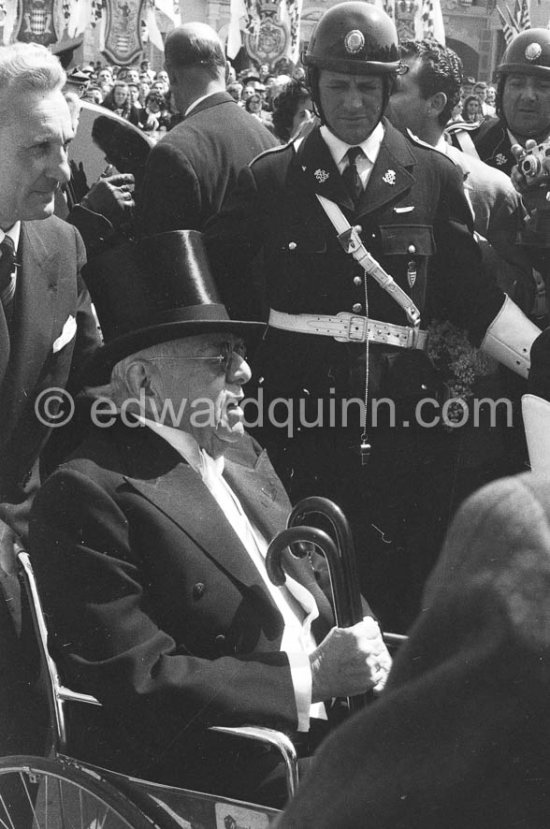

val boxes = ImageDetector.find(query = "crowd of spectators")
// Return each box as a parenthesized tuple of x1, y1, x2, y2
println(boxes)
(67, 56, 318, 142)
(68, 52, 499, 146)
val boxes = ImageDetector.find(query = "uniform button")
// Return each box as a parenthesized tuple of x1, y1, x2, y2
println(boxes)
(215, 634, 226, 648)
(258, 376, 265, 385)
(192, 582, 206, 599)
(288, 241, 297, 250)
(407, 244, 416, 254)
(352, 303, 362, 313)
(353, 276, 362, 286)
(353, 224, 362, 233)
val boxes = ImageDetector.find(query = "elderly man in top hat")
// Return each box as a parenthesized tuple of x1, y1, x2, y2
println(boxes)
(29, 230, 391, 807)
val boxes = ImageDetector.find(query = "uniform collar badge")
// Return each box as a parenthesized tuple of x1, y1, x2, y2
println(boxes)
(314, 168, 330, 183)
(495, 153, 507, 166)
(382, 169, 396, 185)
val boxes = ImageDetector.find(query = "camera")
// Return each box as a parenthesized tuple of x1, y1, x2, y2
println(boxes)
(518, 138, 550, 185)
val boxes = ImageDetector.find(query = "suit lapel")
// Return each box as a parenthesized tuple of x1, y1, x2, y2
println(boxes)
(124, 460, 275, 593)
(296, 127, 355, 211)
(0, 222, 58, 443)
(297, 122, 417, 219)
(224, 448, 334, 619)
(356, 121, 416, 218)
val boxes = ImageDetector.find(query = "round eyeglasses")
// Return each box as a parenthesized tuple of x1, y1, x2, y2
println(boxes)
(149, 342, 247, 374)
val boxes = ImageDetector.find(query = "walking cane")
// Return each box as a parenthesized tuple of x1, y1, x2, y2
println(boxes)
(266, 524, 367, 712)
(287, 497, 407, 650)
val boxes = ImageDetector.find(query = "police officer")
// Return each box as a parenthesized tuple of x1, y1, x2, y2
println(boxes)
(474, 28, 550, 176)
(205, 2, 541, 631)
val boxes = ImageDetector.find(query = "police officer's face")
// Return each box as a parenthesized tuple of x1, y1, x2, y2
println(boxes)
(502, 73, 550, 140)
(318, 69, 384, 144)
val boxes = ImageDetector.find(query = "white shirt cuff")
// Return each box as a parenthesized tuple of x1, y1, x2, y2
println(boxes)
(286, 650, 312, 732)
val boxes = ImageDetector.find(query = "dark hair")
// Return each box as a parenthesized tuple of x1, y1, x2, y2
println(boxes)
(102, 80, 132, 118)
(400, 39, 463, 127)
(461, 94, 481, 122)
(245, 94, 262, 112)
(272, 79, 311, 142)
(145, 90, 166, 109)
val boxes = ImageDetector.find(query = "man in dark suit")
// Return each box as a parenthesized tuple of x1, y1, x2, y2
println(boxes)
(276, 471, 550, 829)
(136, 23, 277, 236)
(29, 231, 391, 807)
(0, 42, 100, 758)
(205, 2, 543, 631)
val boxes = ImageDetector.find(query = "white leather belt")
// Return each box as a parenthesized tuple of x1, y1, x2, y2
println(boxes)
(269, 309, 428, 350)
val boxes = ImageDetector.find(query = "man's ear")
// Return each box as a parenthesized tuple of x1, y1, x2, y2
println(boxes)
(429, 91, 448, 120)
(124, 359, 166, 419)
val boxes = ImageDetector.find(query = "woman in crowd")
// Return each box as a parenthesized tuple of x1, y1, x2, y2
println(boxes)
(138, 90, 172, 132)
(461, 93, 482, 124)
(102, 80, 140, 125)
(271, 79, 315, 143)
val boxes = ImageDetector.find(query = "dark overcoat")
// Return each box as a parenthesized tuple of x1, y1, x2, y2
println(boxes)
(29, 424, 337, 788)
(137, 91, 278, 235)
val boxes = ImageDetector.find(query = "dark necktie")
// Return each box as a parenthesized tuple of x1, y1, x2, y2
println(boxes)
(0, 236, 16, 325)
(342, 146, 365, 204)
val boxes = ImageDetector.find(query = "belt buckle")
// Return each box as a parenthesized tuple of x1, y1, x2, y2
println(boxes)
(347, 315, 366, 342)
(406, 325, 420, 349)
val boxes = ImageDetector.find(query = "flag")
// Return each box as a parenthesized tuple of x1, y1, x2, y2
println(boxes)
(279, 0, 303, 64)
(519, 0, 531, 29)
(414, 0, 445, 44)
(145, 0, 164, 51)
(154, 0, 180, 26)
(498, 5, 515, 43)
(370, 0, 396, 21)
(227, 0, 248, 59)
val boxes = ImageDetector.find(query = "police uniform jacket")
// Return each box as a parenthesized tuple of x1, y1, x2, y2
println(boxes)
(205, 120, 505, 403)
(473, 117, 517, 177)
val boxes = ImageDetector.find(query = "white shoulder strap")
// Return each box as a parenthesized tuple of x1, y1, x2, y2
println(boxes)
(316, 193, 421, 328)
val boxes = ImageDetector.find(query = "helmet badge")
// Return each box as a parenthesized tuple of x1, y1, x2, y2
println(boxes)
(344, 29, 365, 55)
(525, 42, 543, 62)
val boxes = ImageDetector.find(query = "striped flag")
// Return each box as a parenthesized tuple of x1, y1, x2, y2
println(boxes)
(414, 0, 445, 44)
(497, 0, 531, 42)
(519, 0, 531, 29)
(498, 5, 515, 43)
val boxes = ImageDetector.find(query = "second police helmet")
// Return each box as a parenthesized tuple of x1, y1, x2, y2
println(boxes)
(497, 28, 550, 79)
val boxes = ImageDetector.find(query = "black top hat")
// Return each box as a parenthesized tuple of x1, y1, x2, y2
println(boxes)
(82, 230, 264, 383)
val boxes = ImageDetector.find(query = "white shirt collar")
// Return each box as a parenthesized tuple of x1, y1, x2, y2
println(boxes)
(0, 222, 21, 251)
(320, 121, 385, 168)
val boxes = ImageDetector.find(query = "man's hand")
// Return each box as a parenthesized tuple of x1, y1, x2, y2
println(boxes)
(309, 616, 391, 702)
(80, 173, 135, 229)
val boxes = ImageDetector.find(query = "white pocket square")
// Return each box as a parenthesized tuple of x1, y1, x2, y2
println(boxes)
(52, 315, 77, 353)
(393, 206, 415, 214)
